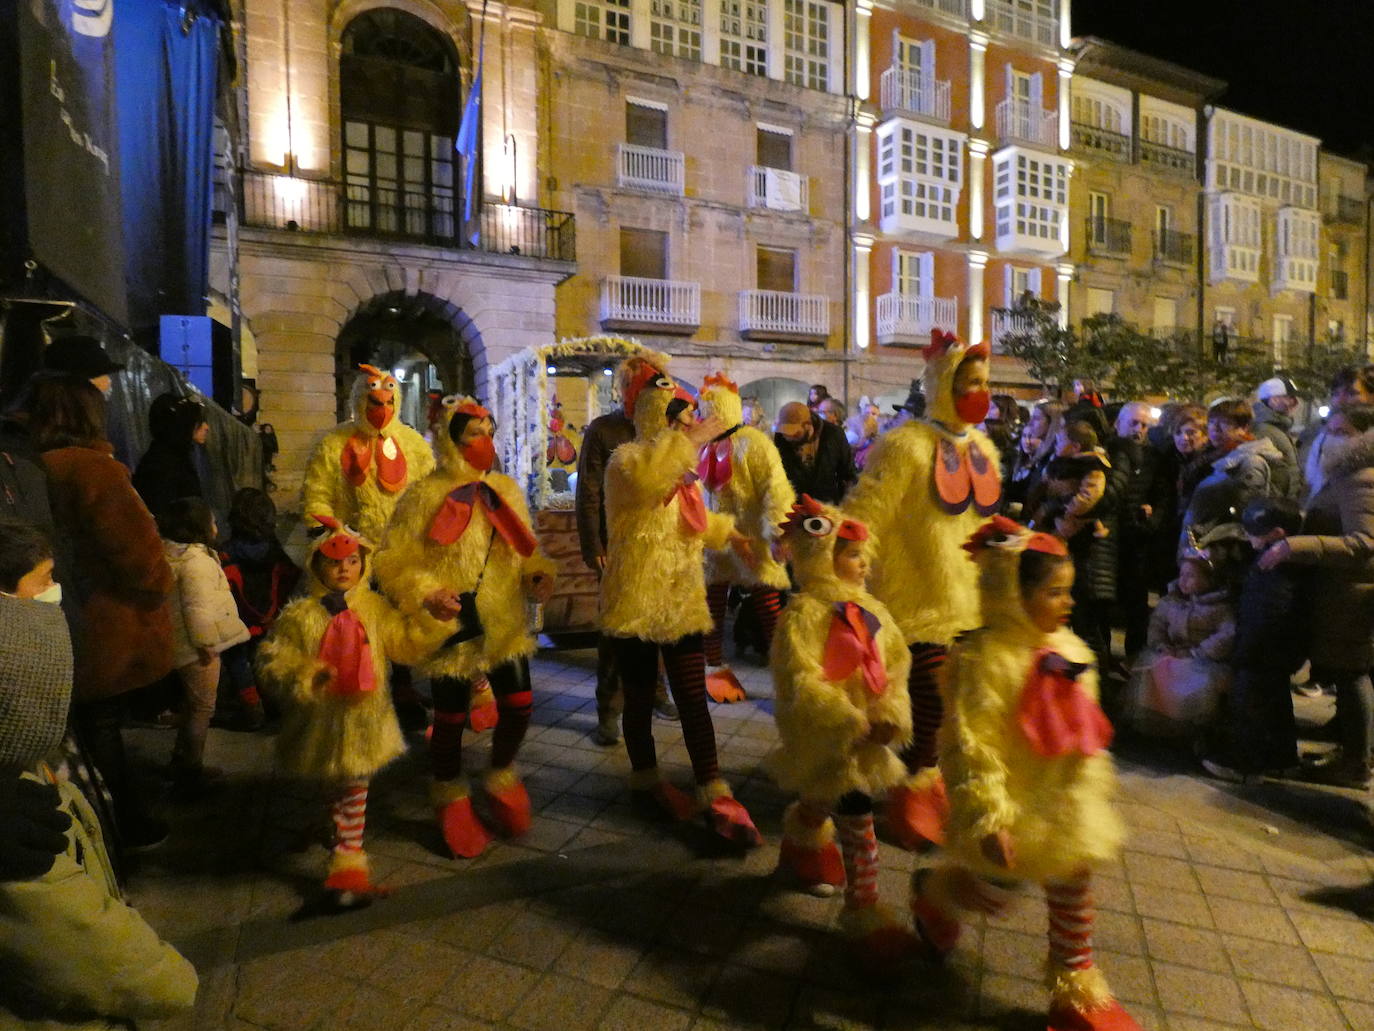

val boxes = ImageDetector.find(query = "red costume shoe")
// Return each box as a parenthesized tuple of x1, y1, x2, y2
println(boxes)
(468, 678, 499, 733)
(705, 666, 747, 703)
(629, 769, 698, 821)
(910, 868, 962, 957)
(885, 768, 950, 850)
(699, 780, 762, 847)
(777, 803, 845, 896)
(483, 767, 532, 837)
(839, 904, 921, 974)
(322, 850, 389, 906)
(1047, 968, 1141, 1031)
(432, 780, 492, 858)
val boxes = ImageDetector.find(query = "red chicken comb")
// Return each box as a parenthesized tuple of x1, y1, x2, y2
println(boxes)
(703, 372, 739, 393)
(962, 515, 1066, 559)
(778, 494, 827, 535)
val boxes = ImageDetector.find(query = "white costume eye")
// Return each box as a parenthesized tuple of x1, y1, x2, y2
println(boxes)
(441, 394, 460, 409)
(343, 524, 360, 538)
(367, 378, 382, 390)
(801, 515, 833, 537)
(987, 532, 1020, 549)
(653, 376, 673, 390)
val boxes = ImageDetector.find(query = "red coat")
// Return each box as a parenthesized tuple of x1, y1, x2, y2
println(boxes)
(42, 444, 174, 700)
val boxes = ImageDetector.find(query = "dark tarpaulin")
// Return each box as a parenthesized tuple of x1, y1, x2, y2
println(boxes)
(115, 0, 219, 329)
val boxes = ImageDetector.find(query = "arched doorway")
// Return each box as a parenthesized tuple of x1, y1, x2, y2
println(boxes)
(336, 290, 481, 430)
(740, 376, 809, 429)
(340, 9, 462, 242)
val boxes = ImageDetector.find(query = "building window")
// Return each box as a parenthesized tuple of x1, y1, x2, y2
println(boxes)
(1214, 306, 1236, 330)
(783, 0, 830, 91)
(757, 127, 792, 170)
(1209, 113, 1317, 209)
(720, 0, 767, 76)
(1071, 93, 1124, 133)
(1272, 314, 1293, 360)
(757, 246, 797, 291)
(1155, 205, 1172, 236)
(650, 0, 702, 61)
(575, 0, 631, 44)
(994, 151, 1069, 243)
(1086, 288, 1114, 316)
(1005, 265, 1041, 306)
(1140, 114, 1187, 151)
(894, 250, 934, 297)
(620, 227, 668, 278)
(1152, 296, 1177, 335)
(877, 121, 963, 235)
(626, 101, 668, 148)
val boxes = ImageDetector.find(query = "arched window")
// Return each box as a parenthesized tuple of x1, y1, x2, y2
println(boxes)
(341, 9, 461, 241)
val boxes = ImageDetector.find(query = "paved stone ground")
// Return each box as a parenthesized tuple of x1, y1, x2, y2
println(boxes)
(125, 649, 1374, 1031)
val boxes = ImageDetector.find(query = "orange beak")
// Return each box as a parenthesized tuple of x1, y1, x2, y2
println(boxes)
(365, 389, 395, 429)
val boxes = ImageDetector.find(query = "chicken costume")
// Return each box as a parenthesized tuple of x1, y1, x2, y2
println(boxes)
(374, 396, 556, 859)
(301, 364, 436, 543)
(844, 329, 1001, 848)
(601, 355, 761, 845)
(697, 373, 796, 701)
(912, 517, 1137, 1031)
(256, 517, 454, 900)
(769, 497, 917, 966)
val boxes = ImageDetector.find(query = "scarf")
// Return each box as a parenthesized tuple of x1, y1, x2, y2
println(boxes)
(1015, 649, 1113, 758)
(664, 471, 708, 535)
(341, 432, 407, 493)
(316, 591, 375, 697)
(428, 480, 538, 556)
(0, 595, 73, 769)
(821, 601, 887, 696)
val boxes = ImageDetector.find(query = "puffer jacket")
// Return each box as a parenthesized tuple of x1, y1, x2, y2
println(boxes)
(1145, 584, 1235, 661)
(164, 541, 251, 668)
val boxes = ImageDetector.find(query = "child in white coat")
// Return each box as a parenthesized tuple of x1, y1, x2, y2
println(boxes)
(158, 497, 250, 798)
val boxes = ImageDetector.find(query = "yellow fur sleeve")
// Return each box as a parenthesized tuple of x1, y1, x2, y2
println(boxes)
(843, 429, 918, 541)
(255, 600, 328, 708)
(774, 611, 870, 750)
(1067, 468, 1106, 517)
(703, 510, 737, 552)
(941, 642, 1020, 842)
(615, 430, 696, 504)
(300, 429, 346, 528)
(373, 484, 447, 604)
(875, 624, 914, 745)
(358, 590, 452, 667)
(748, 431, 796, 544)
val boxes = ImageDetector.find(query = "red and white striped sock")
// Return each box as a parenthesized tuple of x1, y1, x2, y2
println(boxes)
(331, 779, 369, 853)
(1045, 869, 1096, 972)
(836, 812, 880, 910)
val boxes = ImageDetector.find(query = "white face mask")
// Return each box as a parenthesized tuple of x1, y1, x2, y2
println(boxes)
(33, 582, 63, 606)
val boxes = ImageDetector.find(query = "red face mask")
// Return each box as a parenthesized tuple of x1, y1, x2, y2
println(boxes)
(955, 389, 991, 425)
(462, 434, 496, 472)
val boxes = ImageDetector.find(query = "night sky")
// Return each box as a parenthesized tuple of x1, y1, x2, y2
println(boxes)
(1071, 0, 1374, 159)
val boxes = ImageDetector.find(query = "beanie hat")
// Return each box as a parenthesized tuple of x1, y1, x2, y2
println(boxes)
(0, 595, 73, 770)
(1257, 377, 1295, 402)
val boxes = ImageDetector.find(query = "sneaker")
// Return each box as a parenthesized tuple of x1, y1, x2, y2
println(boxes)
(1201, 758, 1260, 785)
(653, 697, 680, 721)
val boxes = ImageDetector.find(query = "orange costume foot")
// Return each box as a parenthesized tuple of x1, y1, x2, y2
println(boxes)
(432, 780, 492, 859)
(484, 768, 532, 837)
(699, 780, 762, 847)
(885, 769, 950, 851)
(629, 768, 700, 821)
(706, 666, 747, 703)
(778, 803, 845, 896)
(322, 850, 389, 906)
(1047, 1000, 1142, 1031)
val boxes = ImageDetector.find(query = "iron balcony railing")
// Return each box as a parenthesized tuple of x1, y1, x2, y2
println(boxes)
(616, 143, 686, 195)
(990, 309, 1035, 353)
(875, 293, 958, 343)
(985, 0, 1058, 46)
(1331, 269, 1349, 300)
(1138, 139, 1195, 176)
(600, 276, 700, 329)
(1153, 228, 1195, 266)
(996, 98, 1058, 149)
(739, 290, 829, 340)
(1085, 216, 1131, 256)
(240, 172, 575, 261)
(879, 68, 952, 123)
(1070, 121, 1131, 162)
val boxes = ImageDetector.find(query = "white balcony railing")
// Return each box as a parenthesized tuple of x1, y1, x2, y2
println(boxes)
(995, 98, 1058, 149)
(990, 309, 1036, 353)
(739, 290, 830, 339)
(879, 68, 952, 123)
(876, 293, 958, 344)
(984, 0, 1058, 47)
(600, 276, 700, 328)
(747, 166, 809, 212)
(616, 143, 685, 195)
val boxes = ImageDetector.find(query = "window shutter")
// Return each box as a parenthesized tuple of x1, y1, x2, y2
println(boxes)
(1029, 267, 1042, 295)
(1004, 264, 1014, 307)
(920, 38, 935, 79)
(918, 252, 934, 297)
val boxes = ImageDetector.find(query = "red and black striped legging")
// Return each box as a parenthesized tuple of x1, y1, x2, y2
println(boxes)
(901, 642, 948, 772)
(429, 658, 534, 780)
(704, 584, 783, 666)
(612, 633, 719, 784)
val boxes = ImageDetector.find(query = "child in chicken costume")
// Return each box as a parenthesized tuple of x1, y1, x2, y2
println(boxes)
(697, 372, 796, 701)
(601, 356, 762, 845)
(374, 397, 556, 859)
(769, 496, 917, 966)
(301, 364, 436, 543)
(844, 329, 1001, 850)
(912, 517, 1138, 1031)
(256, 516, 461, 904)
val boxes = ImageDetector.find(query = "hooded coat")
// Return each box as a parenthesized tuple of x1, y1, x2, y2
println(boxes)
(767, 502, 912, 801)
(697, 380, 795, 590)
(373, 403, 555, 682)
(131, 394, 207, 520)
(1285, 431, 1374, 672)
(844, 339, 1001, 647)
(258, 537, 452, 781)
(601, 365, 738, 643)
(940, 533, 1124, 883)
(301, 369, 436, 543)
(163, 541, 251, 669)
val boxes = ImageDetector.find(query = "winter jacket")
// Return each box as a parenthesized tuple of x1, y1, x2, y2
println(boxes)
(1144, 585, 1235, 661)
(131, 439, 204, 521)
(775, 415, 855, 504)
(163, 541, 251, 669)
(1297, 419, 1329, 505)
(220, 536, 301, 637)
(1233, 555, 1308, 674)
(0, 766, 197, 1028)
(41, 444, 174, 700)
(574, 411, 635, 568)
(1284, 432, 1374, 672)
(767, 500, 911, 801)
(301, 420, 435, 545)
(1180, 437, 1285, 555)
(1251, 402, 1299, 499)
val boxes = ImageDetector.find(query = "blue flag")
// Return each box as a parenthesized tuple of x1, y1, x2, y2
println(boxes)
(456, 18, 485, 242)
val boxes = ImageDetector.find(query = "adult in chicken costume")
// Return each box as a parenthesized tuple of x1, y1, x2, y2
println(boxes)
(696, 372, 796, 701)
(601, 355, 762, 845)
(911, 517, 1137, 1031)
(374, 396, 556, 859)
(844, 329, 1000, 849)
(769, 496, 916, 967)
(301, 364, 436, 542)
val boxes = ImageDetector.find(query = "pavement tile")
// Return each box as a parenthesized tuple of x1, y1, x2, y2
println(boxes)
(700, 966, 800, 1028)
(1288, 910, 1374, 956)
(1124, 850, 1198, 890)
(1094, 908, 1146, 957)
(1184, 837, 1266, 872)
(1193, 864, 1275, 904)
(1153, 961, 1249, 1024)
(1240, 979, 1351, 1031)
(506, 972, 614, 1031)
(597, 994, 695, 1031)
(981, 927, 1046, 981)
(365, 937, 473, 1002)
(489, 909, 579, 970)
(1130, 884, 1214, 929)
(1312, 950, 1374, 1002)
(623, 946, 722, 1010)
(1097, 949, 1158, 1006)
(551, 929, 647, 989)
(1125, 829, 1191, 860)
(1207, 896, 1301, 945)
(1093, 873, 1134, 914)
(656, 900, 750, 957)
(787, 985, 884, 1030)
(1340, 999, 1374, 1030)
(331, 983, 428, 1030)
(234, 962, 357, 1030)
(398, 902, 524, 951)
(430, 955, 542, 1022)
(728, 920, 821, 977)
(975, 972, 1044, 1018)
(1142, 919, 1230, 973)
(1165, 1019, 1256, 1031)
(1222, 934, 1326, 991)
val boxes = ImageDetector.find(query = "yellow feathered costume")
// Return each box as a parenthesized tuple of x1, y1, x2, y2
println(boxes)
(301, 365, 436, 543)
(696, 376, 794, 592)
(940, 527, 1124, 884)
(256, 534, 450, 782)
(769, 502, 912, 801)
(373, 400, 555, 682)
(601, 369, 738, 642)
(844, 334, 1001, 648)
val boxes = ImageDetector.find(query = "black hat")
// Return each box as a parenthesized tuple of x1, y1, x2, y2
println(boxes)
(1241, 496, 1301, 538)
(42, 336, 124, 379)
(894, 379, 925, 416)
